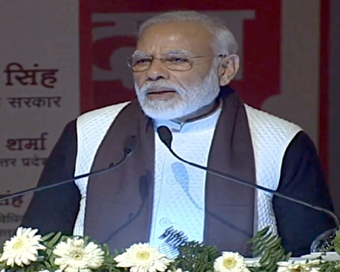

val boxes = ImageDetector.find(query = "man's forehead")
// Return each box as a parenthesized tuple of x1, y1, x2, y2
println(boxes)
(133, 48, 192, 56)
(136, 21, 214, 54)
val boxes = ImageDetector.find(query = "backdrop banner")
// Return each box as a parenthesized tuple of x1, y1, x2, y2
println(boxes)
(0, 0, 329, 244)
(0, 0, 80, 244)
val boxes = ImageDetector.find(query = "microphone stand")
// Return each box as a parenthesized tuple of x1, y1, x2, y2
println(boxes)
(166, 146, 339, 229)
(0, 135, 137, 202)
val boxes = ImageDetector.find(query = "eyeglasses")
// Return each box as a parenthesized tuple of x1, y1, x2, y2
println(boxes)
(127, 54, 226, 72)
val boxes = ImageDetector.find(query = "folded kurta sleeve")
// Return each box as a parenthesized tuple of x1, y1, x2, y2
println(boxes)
(21, 120, 80, 235)
(273, 131, 335, 256)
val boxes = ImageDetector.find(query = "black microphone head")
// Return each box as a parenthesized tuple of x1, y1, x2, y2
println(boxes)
(124, 135, 137, 156)
(157, 126, 173, 148)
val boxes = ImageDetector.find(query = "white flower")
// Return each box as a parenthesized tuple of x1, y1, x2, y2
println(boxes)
(214, 252, 250, 272)
(167, 269, 188, 272)
(0, 227, 45, 267)
(277, 260, 321, 272)
(114, 243, 173, 272)
(53, 237, 105, 272)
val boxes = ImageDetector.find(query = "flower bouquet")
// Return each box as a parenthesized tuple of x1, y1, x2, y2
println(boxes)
(0, 226, 340, 272)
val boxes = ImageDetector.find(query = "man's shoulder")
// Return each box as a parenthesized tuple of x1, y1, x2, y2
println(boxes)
(244, 104, 303, 156)
(78, 101, 131, 123)
(75, 101, 132, 136)
(244, 104, 302, 133)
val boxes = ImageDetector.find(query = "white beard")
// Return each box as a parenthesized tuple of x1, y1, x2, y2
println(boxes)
(134, 68, 221, 120)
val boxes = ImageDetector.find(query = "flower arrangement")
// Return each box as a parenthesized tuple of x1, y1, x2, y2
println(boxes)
(0, 226, 340, 272)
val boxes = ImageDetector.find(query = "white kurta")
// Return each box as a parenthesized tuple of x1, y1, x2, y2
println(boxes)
(150, 108, 221, 249)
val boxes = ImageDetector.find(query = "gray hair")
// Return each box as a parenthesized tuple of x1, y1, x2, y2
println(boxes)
(138, 11, 238, 55)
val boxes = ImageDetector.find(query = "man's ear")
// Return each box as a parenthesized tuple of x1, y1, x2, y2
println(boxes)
(218, 54, 240, 86)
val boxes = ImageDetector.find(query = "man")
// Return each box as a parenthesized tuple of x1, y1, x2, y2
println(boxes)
(22, 11, 335, 257)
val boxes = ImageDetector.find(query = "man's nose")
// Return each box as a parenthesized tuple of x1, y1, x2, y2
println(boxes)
(146, 59, 170, 81)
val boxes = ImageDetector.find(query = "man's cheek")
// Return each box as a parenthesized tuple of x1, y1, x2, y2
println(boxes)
(133, 76, 144, 90)
(176, 78, 197, 91)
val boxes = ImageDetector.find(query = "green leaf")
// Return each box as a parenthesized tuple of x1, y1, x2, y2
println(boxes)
(41, 232, 57, 242)
(103, 243, 111, 256)
(249, 227, 291, 272)
(334, 230, 340, 255)
(46, 232, 63, 248)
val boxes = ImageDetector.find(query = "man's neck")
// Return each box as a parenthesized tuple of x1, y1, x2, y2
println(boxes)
(172, 99, 220, 124)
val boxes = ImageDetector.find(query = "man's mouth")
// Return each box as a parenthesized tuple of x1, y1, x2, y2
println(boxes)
(147, 89, 177, 95)
(146, 89, 178, 100)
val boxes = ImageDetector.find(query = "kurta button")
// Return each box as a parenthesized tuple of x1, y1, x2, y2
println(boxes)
(159, 217, 171, 227)
(166, 175, 177, 185)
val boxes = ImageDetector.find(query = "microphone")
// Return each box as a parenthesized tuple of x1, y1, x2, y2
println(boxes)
(0, 135, 137, 202)
(156, 126, 340, 232)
